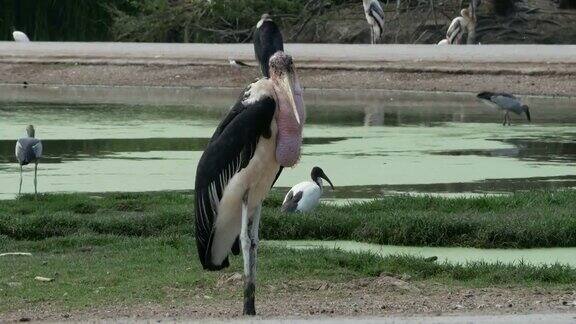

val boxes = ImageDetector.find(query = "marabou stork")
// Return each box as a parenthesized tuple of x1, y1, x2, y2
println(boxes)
(281, 167, 334, 213)
(254, 14, 284, 78)
(363, 0, 385, 44)
(446, 9, 475, 45)
(12, 28, 30, 42)
(15, 125, 42, 195)
(194, 51, 305, 315)
(477, 92, 531, 126)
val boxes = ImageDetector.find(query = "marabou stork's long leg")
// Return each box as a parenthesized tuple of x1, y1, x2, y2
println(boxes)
(19, 165, 23, 195)
(34, 162, 38, 196)
(502, 112, 508, 126)
(241, 192, 261, 315)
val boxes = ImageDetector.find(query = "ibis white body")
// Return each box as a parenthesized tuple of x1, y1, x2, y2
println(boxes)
(283, 180, 324, 213)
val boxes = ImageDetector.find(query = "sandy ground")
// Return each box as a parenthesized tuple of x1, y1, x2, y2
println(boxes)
(0, 43, 575, 96)
(3, 275, 576, 322)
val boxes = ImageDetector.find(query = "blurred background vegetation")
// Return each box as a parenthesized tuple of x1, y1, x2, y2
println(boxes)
(0, 0, 574, 44)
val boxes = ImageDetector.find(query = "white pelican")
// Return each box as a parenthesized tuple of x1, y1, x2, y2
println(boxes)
(363, 0, 385, 44)
(12, 28, 30, 42)
(194, 51, 305, 315)
(15, 125, 42, 195)
(477, 92, 531, 126)
(254, 14, 284, 77)
(446, 9, 475, 45)
(281, 167, 334, 213)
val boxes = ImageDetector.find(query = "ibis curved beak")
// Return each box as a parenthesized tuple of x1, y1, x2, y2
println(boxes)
(320, 171, 334, 190)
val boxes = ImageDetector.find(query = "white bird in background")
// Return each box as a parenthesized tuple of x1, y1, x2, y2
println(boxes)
(363, 0, 385, 44)
(229, 59, 250, 69)
(446, 9, 475, 44)
(282, 167, 335, 213)
(12, 28, 30, 42)
(437, 38, 449, 45)
(15, 125, 42, 195)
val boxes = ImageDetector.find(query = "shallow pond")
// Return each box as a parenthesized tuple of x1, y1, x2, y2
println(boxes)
(267, 240, 576, 267)
(1, 85, 576, 199)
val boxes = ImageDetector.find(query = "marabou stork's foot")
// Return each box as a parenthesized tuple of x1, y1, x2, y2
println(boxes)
(243, 282, 256, 315)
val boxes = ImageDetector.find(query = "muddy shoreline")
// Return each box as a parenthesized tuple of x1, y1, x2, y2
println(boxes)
(2, 62, 575, 97)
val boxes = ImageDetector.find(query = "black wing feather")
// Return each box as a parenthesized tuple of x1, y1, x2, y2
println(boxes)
(195, 91, 276, 271)
(254, 21, 284, 78)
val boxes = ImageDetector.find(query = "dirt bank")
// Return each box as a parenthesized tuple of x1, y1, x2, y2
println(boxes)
(1, 62, 575, 96)
(3, 276, 575, 321)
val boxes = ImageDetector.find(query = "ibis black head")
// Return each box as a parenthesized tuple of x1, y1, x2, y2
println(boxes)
(26, 125, 35, 138)
(522, 105, 531, 122)
(311, 166, 334, 190)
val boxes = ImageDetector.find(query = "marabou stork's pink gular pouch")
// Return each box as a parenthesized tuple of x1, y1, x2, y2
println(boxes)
(269, 52, 305, 167)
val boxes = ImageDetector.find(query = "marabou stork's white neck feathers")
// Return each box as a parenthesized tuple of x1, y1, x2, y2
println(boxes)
(254, 13, 284, 78)
(476, 91, 531, 125)
(363, 0, 385, 44)
(281, 166, 334, 213)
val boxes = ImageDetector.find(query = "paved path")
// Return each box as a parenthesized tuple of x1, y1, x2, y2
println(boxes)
(1, 42, 576, 65)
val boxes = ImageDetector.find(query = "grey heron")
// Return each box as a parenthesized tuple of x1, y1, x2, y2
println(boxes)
(254, 14, 284, 78)
(446, 9, 475, 45)
(12, 27, 30, 42)
(281, 167, 334, 213)
(15, 125, 42, 195)
(477, 92, 531, 126)
(195, 51, 305, 315)
(363, 0, 385, 44)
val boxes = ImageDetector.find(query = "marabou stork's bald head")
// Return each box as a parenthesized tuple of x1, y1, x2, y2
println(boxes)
(268, 51, 305, 167)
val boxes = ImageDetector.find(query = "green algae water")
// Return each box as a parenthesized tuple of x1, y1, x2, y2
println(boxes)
(268, 240, 576, 267)
(1, 85, 576, 199)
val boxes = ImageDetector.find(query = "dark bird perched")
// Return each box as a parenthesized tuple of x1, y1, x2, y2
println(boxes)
(253, 13, 284, 77)
(15, 125, 42, 195)
(363, 0, 385, 44)
(195, 52, 305, 316)
(477, 92, 531, 126)
(282, 167, 334, 213)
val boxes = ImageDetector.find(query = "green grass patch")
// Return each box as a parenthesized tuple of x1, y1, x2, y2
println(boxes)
(1, 190, 576, 248)
(1, 234, 575, 313)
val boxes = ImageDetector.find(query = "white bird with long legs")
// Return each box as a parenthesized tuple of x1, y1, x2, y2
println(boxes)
(282, 167, 334, 213)
(446, 9, 475, 44)
(15, 125, 42, 195)
(194, 52, 305, 316)
(477, 91, 531, 126)
(363, 0, 385, 44)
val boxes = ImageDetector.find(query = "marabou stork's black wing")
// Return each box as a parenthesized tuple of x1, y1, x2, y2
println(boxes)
(195, 82, 276, 270)
(254, 20, 284, 78)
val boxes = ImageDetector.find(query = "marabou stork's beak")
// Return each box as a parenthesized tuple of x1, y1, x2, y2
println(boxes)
(278, 72, 301, 125)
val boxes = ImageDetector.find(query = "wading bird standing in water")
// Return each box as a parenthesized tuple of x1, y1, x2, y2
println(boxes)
(15, 125, 42, 195)
(282, 167, 334, 213)
(477, 92, 531, 126)
(195, 52, 305, 315)
(363, 0, 385, 44)
(254, 14, 284, 77)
